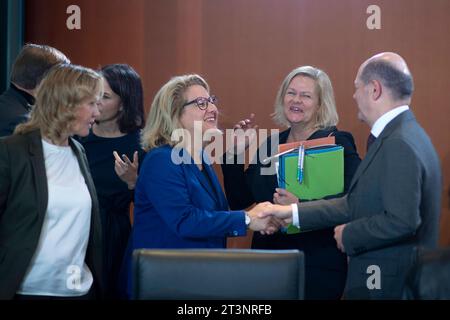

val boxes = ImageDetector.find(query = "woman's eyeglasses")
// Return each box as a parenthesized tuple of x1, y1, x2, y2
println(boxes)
(182, 95, 218, 110)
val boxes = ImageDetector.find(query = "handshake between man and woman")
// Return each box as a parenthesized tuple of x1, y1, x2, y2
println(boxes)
(246, 202, 293, 235)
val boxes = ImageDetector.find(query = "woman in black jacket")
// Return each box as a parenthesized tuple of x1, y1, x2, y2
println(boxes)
(0, 64, 104, 300)
(78, 64, 145, 299)
(222, 66, 361, 299)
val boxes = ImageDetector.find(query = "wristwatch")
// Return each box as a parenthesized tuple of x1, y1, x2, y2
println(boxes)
(245, 212, 251, 227)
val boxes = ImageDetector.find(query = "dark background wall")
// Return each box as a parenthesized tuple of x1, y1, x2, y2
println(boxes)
(0, 0, 24, 92)
(22, 0, 450, 247)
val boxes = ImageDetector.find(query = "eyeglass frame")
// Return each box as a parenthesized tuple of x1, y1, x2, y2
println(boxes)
(182, 95, 218, 110)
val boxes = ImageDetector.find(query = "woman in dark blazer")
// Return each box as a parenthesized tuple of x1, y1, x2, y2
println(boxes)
(0, 64, 104, 299)
(221, 66, 361, 299)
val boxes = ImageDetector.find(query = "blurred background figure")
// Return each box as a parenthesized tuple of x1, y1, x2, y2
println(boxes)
(0, 43, 70, 137)
(77, 64, 145, 299)
(0, 64, 104, 299)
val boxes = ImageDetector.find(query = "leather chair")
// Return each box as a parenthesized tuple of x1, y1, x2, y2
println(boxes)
(132, 249, 304, 300)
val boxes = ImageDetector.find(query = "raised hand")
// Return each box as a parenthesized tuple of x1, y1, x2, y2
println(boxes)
(273, 188, 300, 205)
(113, 150, 139, 190)
(230, 113, 258, 155)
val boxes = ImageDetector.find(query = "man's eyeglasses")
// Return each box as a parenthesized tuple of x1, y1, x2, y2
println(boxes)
(182, 95, 218, 110)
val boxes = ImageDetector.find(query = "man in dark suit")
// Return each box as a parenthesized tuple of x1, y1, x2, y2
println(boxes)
(0, 43, 70, 137)
(262, 52, 442, 299)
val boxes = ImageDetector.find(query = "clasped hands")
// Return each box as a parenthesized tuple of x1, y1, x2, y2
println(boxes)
(248, 189, 347, 253)
(246, 202, 293, 235)
(245, 189, 297, 234)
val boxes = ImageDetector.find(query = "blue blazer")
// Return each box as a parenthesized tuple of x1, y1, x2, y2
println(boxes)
(131, 145, 246, 249)
(121, 145, 246, 297)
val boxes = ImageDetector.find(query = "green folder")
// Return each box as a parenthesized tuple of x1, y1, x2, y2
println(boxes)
(278, 145, 344, 234)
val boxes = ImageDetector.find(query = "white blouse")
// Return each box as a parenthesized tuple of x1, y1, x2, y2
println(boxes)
(17, 139, 93, 297)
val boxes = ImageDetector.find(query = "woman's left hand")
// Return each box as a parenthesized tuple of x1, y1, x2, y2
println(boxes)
(273, 188, 300, 205)
(113, 150, 139, 190)
(230, 113, 258, 154)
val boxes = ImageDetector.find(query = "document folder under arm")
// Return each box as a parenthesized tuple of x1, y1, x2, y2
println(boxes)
(278, 145, 344, 234)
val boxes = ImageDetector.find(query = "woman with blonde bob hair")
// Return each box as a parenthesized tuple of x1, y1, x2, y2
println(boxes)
(0, 64, 104, 299)
(272, 66, 339, 129)
(221, 65, 361, 299)
(120, 74, 280, 298)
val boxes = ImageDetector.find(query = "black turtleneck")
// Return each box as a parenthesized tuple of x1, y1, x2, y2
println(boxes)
(0, 84, 35, 136)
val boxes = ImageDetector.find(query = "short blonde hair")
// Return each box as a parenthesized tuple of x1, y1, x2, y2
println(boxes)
(14, 64, 103, 141)
(141, 74, 209, 151)
(272, 66, 339, 128)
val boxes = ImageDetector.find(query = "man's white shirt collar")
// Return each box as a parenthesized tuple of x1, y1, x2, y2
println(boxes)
(371, 105, 409, 138)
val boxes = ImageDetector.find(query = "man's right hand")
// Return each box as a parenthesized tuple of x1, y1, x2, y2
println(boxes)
(257, 203, 294, 225)
(246, 202, 285, 234)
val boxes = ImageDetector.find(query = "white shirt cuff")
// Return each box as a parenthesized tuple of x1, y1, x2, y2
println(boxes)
(291, 203, 299, 228)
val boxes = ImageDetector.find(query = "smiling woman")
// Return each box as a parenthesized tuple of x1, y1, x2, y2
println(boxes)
(0, 64, 105, 300)
(178, 84, 220, 158)
(221, 65, 362, 300)
(282, 75, 320, 131)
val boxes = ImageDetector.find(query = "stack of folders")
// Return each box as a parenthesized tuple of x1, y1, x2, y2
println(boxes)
(277, 137, 344, 234)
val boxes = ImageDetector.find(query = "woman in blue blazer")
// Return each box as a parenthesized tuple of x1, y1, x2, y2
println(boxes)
(121, 74, 280, 297)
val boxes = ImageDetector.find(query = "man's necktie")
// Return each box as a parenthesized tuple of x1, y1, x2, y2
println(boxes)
(366, 133, 376, 151)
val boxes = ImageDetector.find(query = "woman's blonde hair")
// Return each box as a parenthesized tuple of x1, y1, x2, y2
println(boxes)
(141, 74, 209, 151)
(15, 64, 103, 141)
(272, 65, 339, 129)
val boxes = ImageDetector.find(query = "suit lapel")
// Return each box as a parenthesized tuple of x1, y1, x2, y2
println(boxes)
(182, 148, 226, 208)
(68, 137, 102, 261)
(348, 110, 414, 192)
(203, 162, 228, 210)
(28, 130, 48, 220)
(348, 134, 383, 192)
(69, 137, 100, 216)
